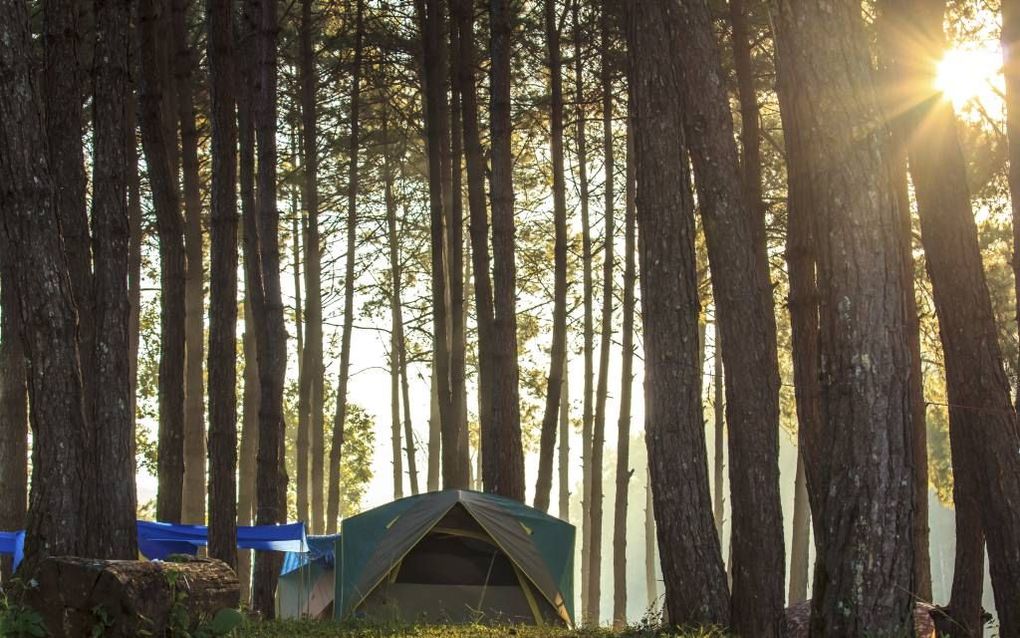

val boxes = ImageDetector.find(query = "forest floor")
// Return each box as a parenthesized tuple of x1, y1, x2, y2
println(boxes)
(235, 620, 730, 637)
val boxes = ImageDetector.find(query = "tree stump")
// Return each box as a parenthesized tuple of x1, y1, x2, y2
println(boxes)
(26, 555, 239, 637)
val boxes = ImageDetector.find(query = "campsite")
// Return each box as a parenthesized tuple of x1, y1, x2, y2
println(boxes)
(4, 0, 1020, 634)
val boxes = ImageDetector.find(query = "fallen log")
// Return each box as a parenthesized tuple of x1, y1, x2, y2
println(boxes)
(26, 555, 240, 637)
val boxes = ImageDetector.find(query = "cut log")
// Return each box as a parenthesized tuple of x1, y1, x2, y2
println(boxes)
(782, 600, 937, 637)
(26, 555, 239, 637)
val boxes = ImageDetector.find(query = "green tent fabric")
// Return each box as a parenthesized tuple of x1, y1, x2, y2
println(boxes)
(335, 490, 574, 626)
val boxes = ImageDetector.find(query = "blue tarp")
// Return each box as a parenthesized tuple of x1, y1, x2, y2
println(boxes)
(0, 522, 306, 569)
(137, 521, 308, 560)
(280, 534, 339, 576)
(0, 531, 25, 572)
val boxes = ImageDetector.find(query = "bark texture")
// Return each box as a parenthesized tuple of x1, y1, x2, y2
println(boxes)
(0, 256, 27, 580)
(627, 0, 731, 626)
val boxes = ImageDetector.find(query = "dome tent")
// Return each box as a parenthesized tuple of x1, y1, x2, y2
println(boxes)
(334, 490, 574, 626)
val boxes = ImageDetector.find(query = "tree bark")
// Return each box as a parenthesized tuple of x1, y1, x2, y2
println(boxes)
(644, 464, 657, 609)
(127, 28, 143, 448)
(383, 109, 404, 501)
(92, 0, 139, 560)
(611, 104, 637, 630)
(558, 352, 570, 522)
(485, 0, 525, 502)
(626, 0, 731, 626)
(298, 0, 325, 536)
(452, 0, 496, 455)
(0, 0, 91, 573)
(206, 0, 238, 570)
(534, 0, 569, 515)
(139, 0, 187, 526)
(173, 0, 207, 527)
(573, 2, 595, 620)
(771, 0, 916, 631)
(250, 0, 287, 616)
(328, 0, 364, 532)
(712, 343, 724, 539)
(0, 246, 28, 581)
(668, 0, 786, 632)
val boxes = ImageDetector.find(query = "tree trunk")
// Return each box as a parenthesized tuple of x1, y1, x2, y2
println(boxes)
(139, 0, 187, 526)
(236, 0, 259, 599)
(586, 7, 616, 619)
(384, 110, 404, 501)
(1006, 0, 1020, 419)
(574, 2, 595, 620)
(788, 452, 810, 604)
(428, 370, 441, 492)
(668, 0, 785, 632)
(92, 0, 139, 560)
(250, 0, 287, 615)
(206, 0, 238, 570)
(0, 0, 90, 574)
(297, 0, 316, 530)
(328, 0, 364, 532)
(611, 106, 637, 630)
(712, 343, 724, 539)
(298, 0, 325, 536)
(771, 0, 916, 631)
(485, 0, 525, 502)
(447, 5, 471, 488)
(534, 0, 569, 515)
(43, 0, 93, 417)
(558, 351, 570, 522)
(626, 1, 731, 626)
(938, 453, 985, 637)
(173, 0, 207, 527)
(127, 30, 143, 445)
(292, 211, 309, 526)
(0, 249, 28, 581)
(452, 0, 496, 454)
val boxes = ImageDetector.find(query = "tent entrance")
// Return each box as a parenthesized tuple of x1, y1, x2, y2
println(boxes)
(357, 504, 551, 625)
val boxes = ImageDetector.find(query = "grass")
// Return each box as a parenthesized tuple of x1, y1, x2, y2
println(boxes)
(235, 620, 730, 637)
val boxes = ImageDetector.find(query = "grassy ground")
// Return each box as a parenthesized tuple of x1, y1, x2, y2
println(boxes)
(235, 620, 729, 637)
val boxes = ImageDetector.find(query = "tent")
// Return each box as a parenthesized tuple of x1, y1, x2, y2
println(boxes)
(335, 490, 574, 626)
(0, 531, 25, 572)
(278, 534, 340, 619)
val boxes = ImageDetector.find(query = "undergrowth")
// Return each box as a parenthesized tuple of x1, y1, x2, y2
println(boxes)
(235, 620, 730, 638)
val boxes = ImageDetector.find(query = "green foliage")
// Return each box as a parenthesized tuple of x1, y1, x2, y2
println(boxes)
(234, 620, 729, 638)
(0, 580, 46, 638)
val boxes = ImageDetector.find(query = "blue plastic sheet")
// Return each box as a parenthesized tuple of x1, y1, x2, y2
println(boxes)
(137, 521, 308, 560)
(0, 531, 25, 572)
(280, 533, 339, 576)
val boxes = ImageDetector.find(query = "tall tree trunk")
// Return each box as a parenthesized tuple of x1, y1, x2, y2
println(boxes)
(384, 110, 404, 501)
(586, 7, 615, 619)
(0, 251, 28, 580)
(128, 30, 143, 439)
(574, 2, 595, 619)
(298, 0, 325, 536)
(251, 0, 287, 615)
(534, 0, 569, 515)
(669, 0, 785, 632)
(292, 211, 309, 525)
(448, 5, 471, 488)
(485, 0, 525, 502)
(428, 371, 441, 491)
(206, 0, 238, 570)
(452, 0, 496, 453)
(788, 452, 810, 603)
(92, 0, 139, 560)
(626, 1, 731, 626)
(558, 352, 570, 522)
(327, 0, 364, 532)
(0, 0, 91, 573)
(772, 0, 916, 631)
(139, 0, 187, 526)
(400, 346, 419, 495)
(611, 105, 637, 629)
(236, 0, 259, 599)
(882, 0, 1020, 631)
(712, 343, 724, 538)
(173, 0, 207, 527)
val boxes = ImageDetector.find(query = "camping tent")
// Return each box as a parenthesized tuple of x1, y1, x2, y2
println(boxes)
(335, 490, 574, 626)
(278, 534, 340, 619)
